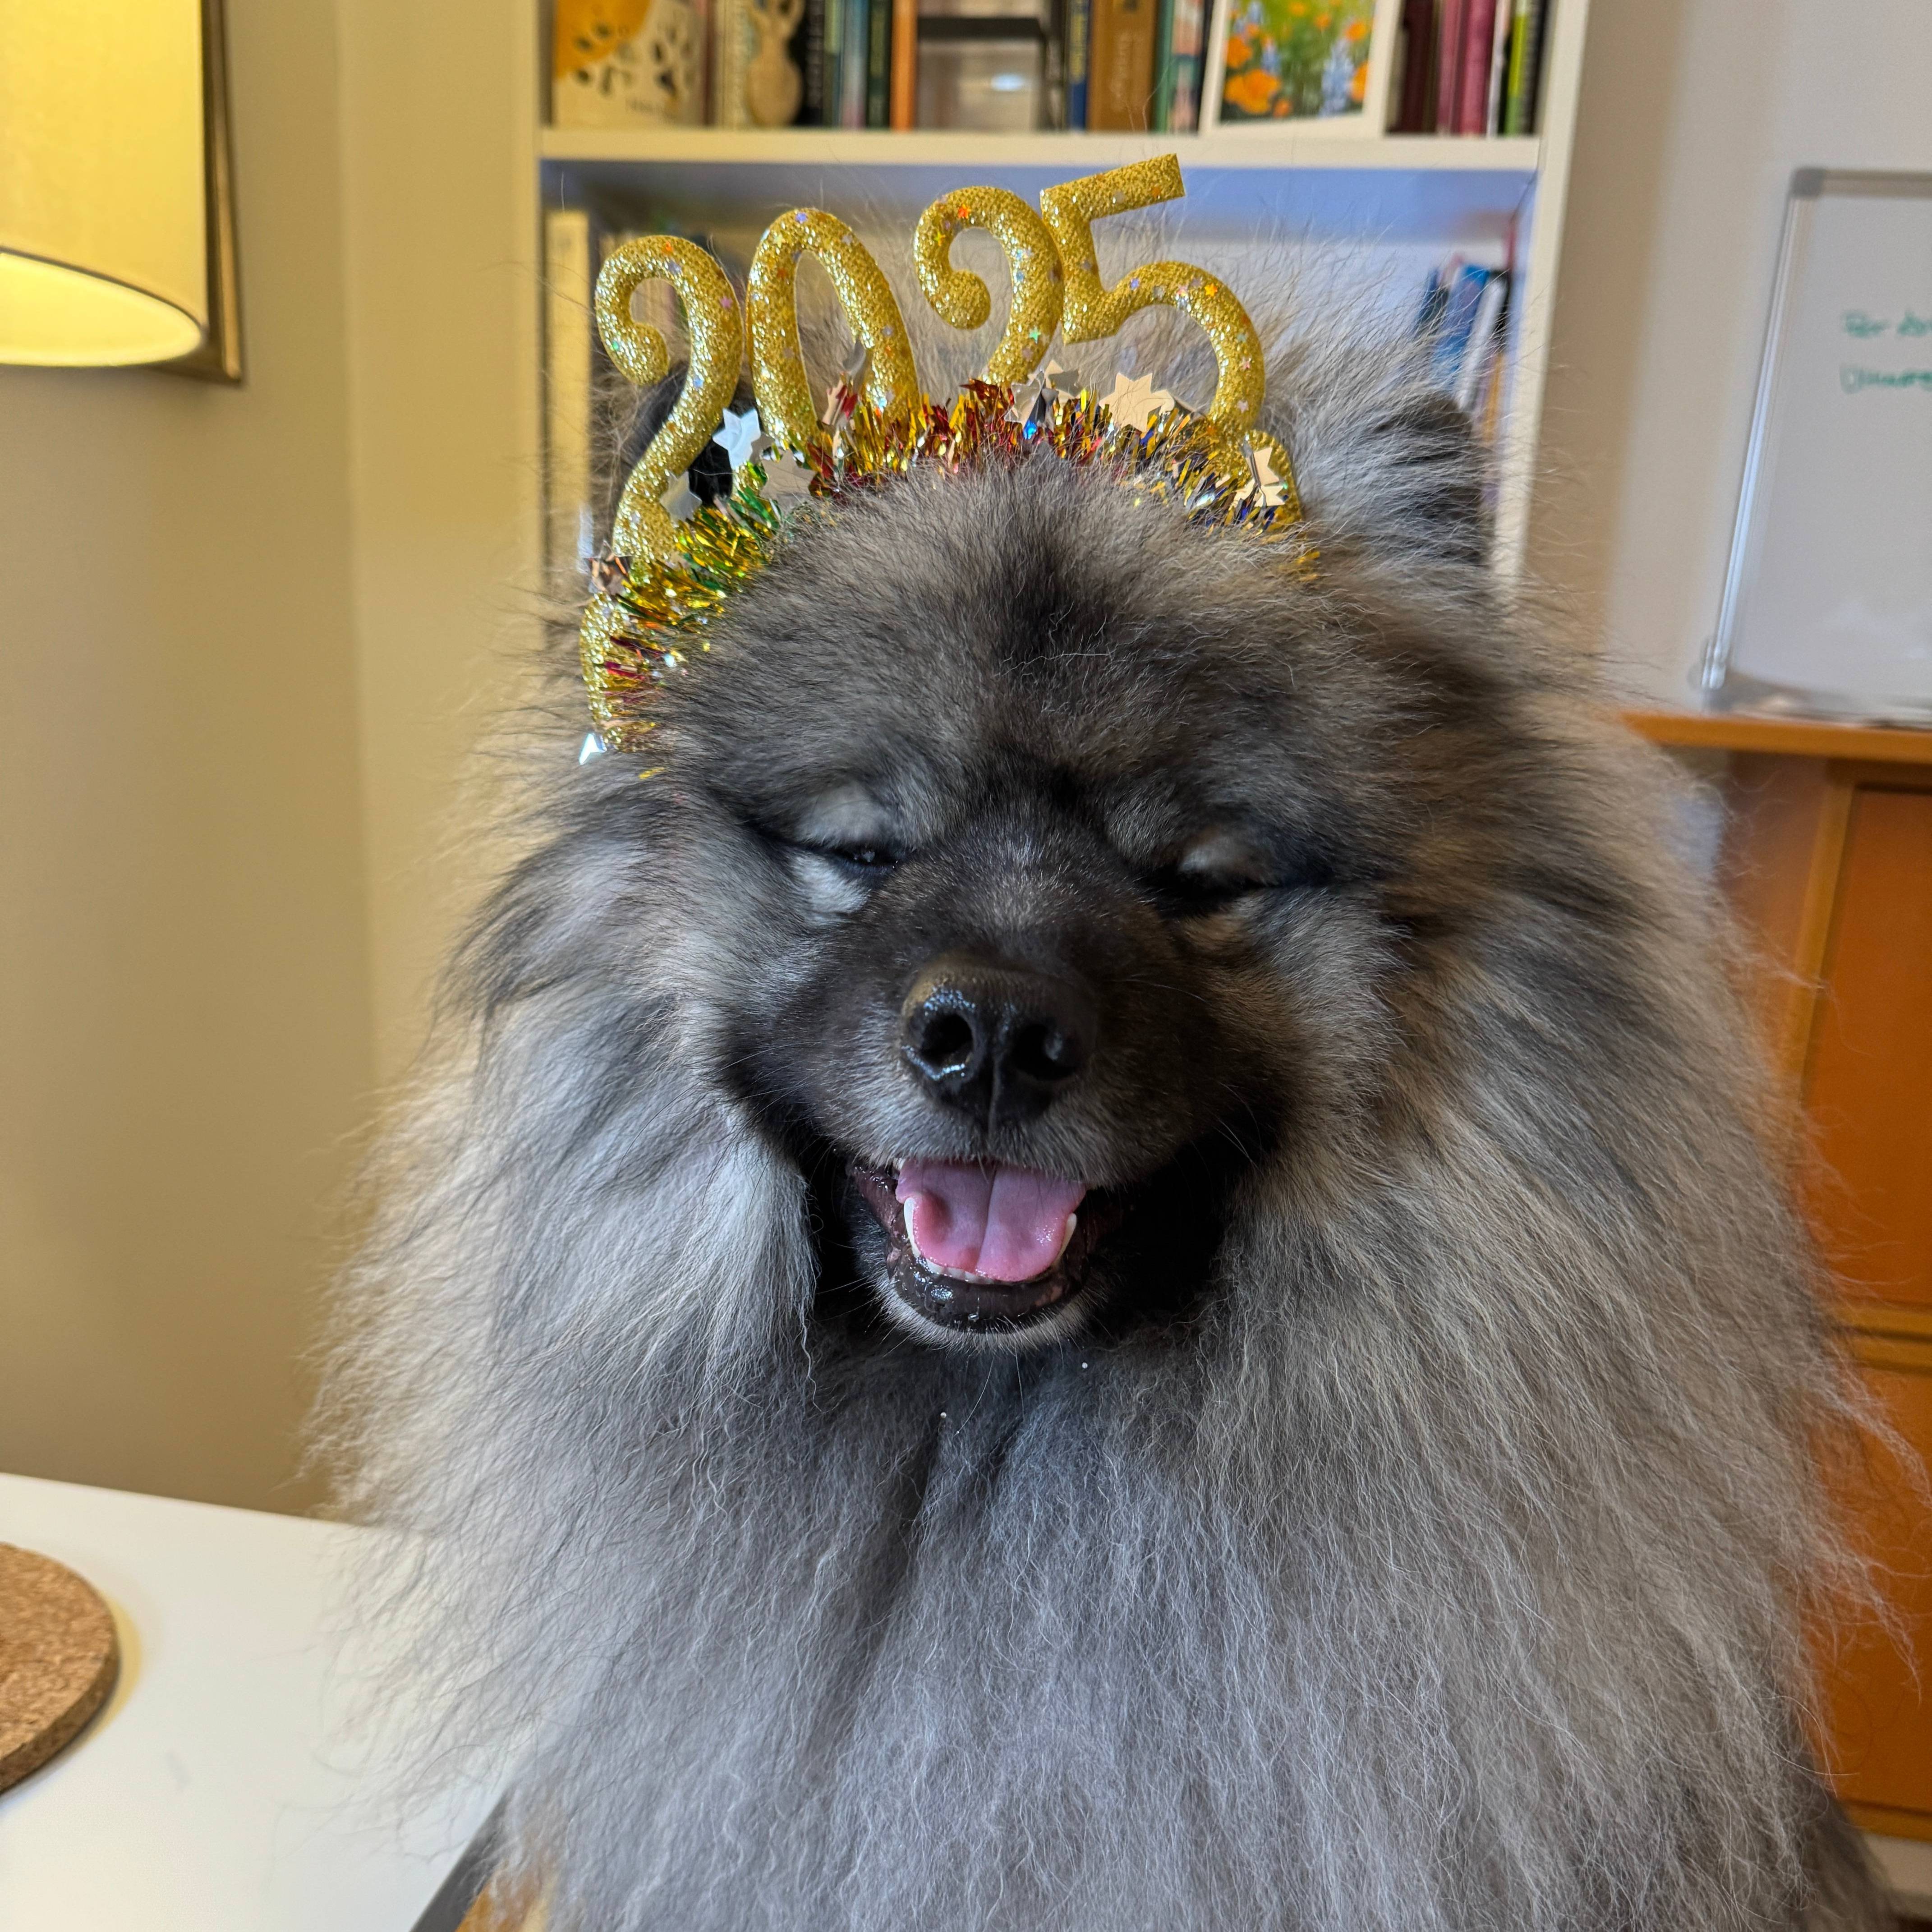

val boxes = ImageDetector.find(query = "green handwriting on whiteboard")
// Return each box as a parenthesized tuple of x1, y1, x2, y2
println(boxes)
(1842, 309, 1932, 337)
(1840, 364, 1932, 392)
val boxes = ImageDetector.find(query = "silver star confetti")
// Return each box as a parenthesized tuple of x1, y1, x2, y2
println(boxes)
(712, 406, 768, 476)
(1097, 371, 1176, 432)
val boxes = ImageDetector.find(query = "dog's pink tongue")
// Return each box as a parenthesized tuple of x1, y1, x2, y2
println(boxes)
(895, 1161, 1086, 1282)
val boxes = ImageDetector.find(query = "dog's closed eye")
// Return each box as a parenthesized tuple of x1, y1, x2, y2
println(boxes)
(1144, 828, 1277, 914)
(754, 785, 905, 914)
(1145, 826, 1336, 915)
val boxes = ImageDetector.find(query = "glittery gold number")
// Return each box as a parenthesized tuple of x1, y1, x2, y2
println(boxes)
(1039, 156, 1298, 507)
(746, 209, 921, 455)
(597, 235, 745, 564)
(913, 187, 1064, 384)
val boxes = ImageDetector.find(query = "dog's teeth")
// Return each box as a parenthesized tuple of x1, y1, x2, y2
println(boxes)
(1054, 1213, 1078, 1264)
(904, 1201, 940, 1273)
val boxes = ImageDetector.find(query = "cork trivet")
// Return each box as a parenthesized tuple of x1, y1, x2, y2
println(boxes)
(0, 1543, 120, 1792)
(455, 1880, 546, 1932)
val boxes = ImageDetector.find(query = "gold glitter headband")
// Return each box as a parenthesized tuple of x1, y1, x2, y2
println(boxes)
(580, 155, 1309, 755)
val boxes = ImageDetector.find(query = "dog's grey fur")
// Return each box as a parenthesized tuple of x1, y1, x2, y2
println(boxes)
(322, 287, 1886, 1931)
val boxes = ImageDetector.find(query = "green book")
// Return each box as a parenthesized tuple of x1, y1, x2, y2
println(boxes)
(865, 0, 892, 127)
(1150, 0, 1176, 129)
(1501, 0, 1544, 135)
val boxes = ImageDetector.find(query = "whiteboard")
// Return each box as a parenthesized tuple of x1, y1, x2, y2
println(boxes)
(1705, 170, 1932, 722)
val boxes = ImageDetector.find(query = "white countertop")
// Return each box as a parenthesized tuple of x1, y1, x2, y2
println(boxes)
(4, 1471, 1922, 1927)
(0, 1473, 499, 1931)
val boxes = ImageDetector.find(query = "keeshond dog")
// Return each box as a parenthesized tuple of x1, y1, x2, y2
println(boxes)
(325, 290, 1887, 1931)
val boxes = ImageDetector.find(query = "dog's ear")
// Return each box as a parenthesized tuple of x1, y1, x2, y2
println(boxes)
(1271, 345, 1493, 574)
(1354, 387, 1490, 570)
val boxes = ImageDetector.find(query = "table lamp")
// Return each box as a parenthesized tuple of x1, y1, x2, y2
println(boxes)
(0, 0, 239, 377)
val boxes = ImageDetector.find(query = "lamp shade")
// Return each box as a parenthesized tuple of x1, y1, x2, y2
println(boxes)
(0, 0, 207, 365)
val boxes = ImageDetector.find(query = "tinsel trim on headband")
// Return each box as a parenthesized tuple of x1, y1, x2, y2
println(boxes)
(579, 376, 1316, 757)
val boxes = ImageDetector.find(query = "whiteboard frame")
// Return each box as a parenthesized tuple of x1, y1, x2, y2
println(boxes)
(1702, 167, 1932, 721)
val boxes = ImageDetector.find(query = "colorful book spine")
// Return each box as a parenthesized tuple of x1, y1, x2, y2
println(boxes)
(1434, 0, 1464, 132)
(1455, 0, 1495, 132)
(839, 0, 868, 124)
(889, 0, 917, 124)
(1428, 262, 1489, 390)
(865, 0, 892, 124)
(1484, 0, 1513, 133)
(1392, 0, 1436, 132)
(1501, 0, 1543, 134)
(821, 0, 845, 121)
(1065, 0, 1091, 126)
(714, 0, 751, 125)
(542, 208, 593, 578)
(1454, 269, 1507, 410)
(1089, 0, 1155, 129)
(1150, 0, 1176, 129)
(802, 0, 828, 120)
(1165, 0, 1204, 131)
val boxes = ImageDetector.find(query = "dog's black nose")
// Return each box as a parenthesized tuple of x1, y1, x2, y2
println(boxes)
(901, 956, 1096, 1127)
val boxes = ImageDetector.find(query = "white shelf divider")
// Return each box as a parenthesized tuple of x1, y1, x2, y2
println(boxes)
(539, 125, 1543, 175)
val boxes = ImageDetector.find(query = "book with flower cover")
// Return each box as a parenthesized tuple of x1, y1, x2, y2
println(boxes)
(1210, 0, 1375, 122)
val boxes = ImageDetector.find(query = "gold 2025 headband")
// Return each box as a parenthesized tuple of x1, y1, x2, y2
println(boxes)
(580, 154, 1310, 756)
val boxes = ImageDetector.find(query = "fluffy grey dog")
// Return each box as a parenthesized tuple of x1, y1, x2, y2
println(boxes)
(324, 292, 1886, 1931)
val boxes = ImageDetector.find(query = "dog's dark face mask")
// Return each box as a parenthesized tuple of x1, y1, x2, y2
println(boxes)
(649, 458, 1486, 1351)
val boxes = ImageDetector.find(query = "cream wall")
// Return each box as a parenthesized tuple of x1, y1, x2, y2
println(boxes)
(1530, 0, 1932, 700)
(0, 3, 371, 1511)
(335, 0, 543, 1086)
(0, 0, 537, 1513)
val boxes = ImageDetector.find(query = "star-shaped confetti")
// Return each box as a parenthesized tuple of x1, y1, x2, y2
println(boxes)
(1241, 439, 1289, 509)
(759, 449, 814, 504)
(1098, 370, 1176, 432)
(1006, 369, 1055, 431)
(712, 406, 767, 475)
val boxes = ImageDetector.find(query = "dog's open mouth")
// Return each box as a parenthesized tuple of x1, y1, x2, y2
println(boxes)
(849, 1158, 1116, 1334)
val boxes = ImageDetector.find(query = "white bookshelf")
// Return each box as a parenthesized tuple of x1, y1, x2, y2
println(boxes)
(529, 0, 1590, 576)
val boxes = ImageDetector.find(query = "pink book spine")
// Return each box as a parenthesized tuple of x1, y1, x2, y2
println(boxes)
(1456, 0, 1497, 132)
(1435, 0, 1467, 133)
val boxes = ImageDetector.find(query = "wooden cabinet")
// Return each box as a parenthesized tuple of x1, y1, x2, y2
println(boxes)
(1630, 711, 1932, 1841)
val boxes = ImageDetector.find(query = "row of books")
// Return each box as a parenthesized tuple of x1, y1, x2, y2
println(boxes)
(1417, 256, 1512, 442)
(1389, 0, 1549, 135)
(552, 0, 1192, 134)
(551, 0, 1529, 134)
(778, 0, 1057, 134)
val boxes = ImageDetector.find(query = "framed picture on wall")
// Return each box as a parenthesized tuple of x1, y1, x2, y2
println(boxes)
(1201, 0, 1399, 132)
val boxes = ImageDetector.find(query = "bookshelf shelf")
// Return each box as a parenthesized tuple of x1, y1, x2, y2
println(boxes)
(538, 125, 1542, 175)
